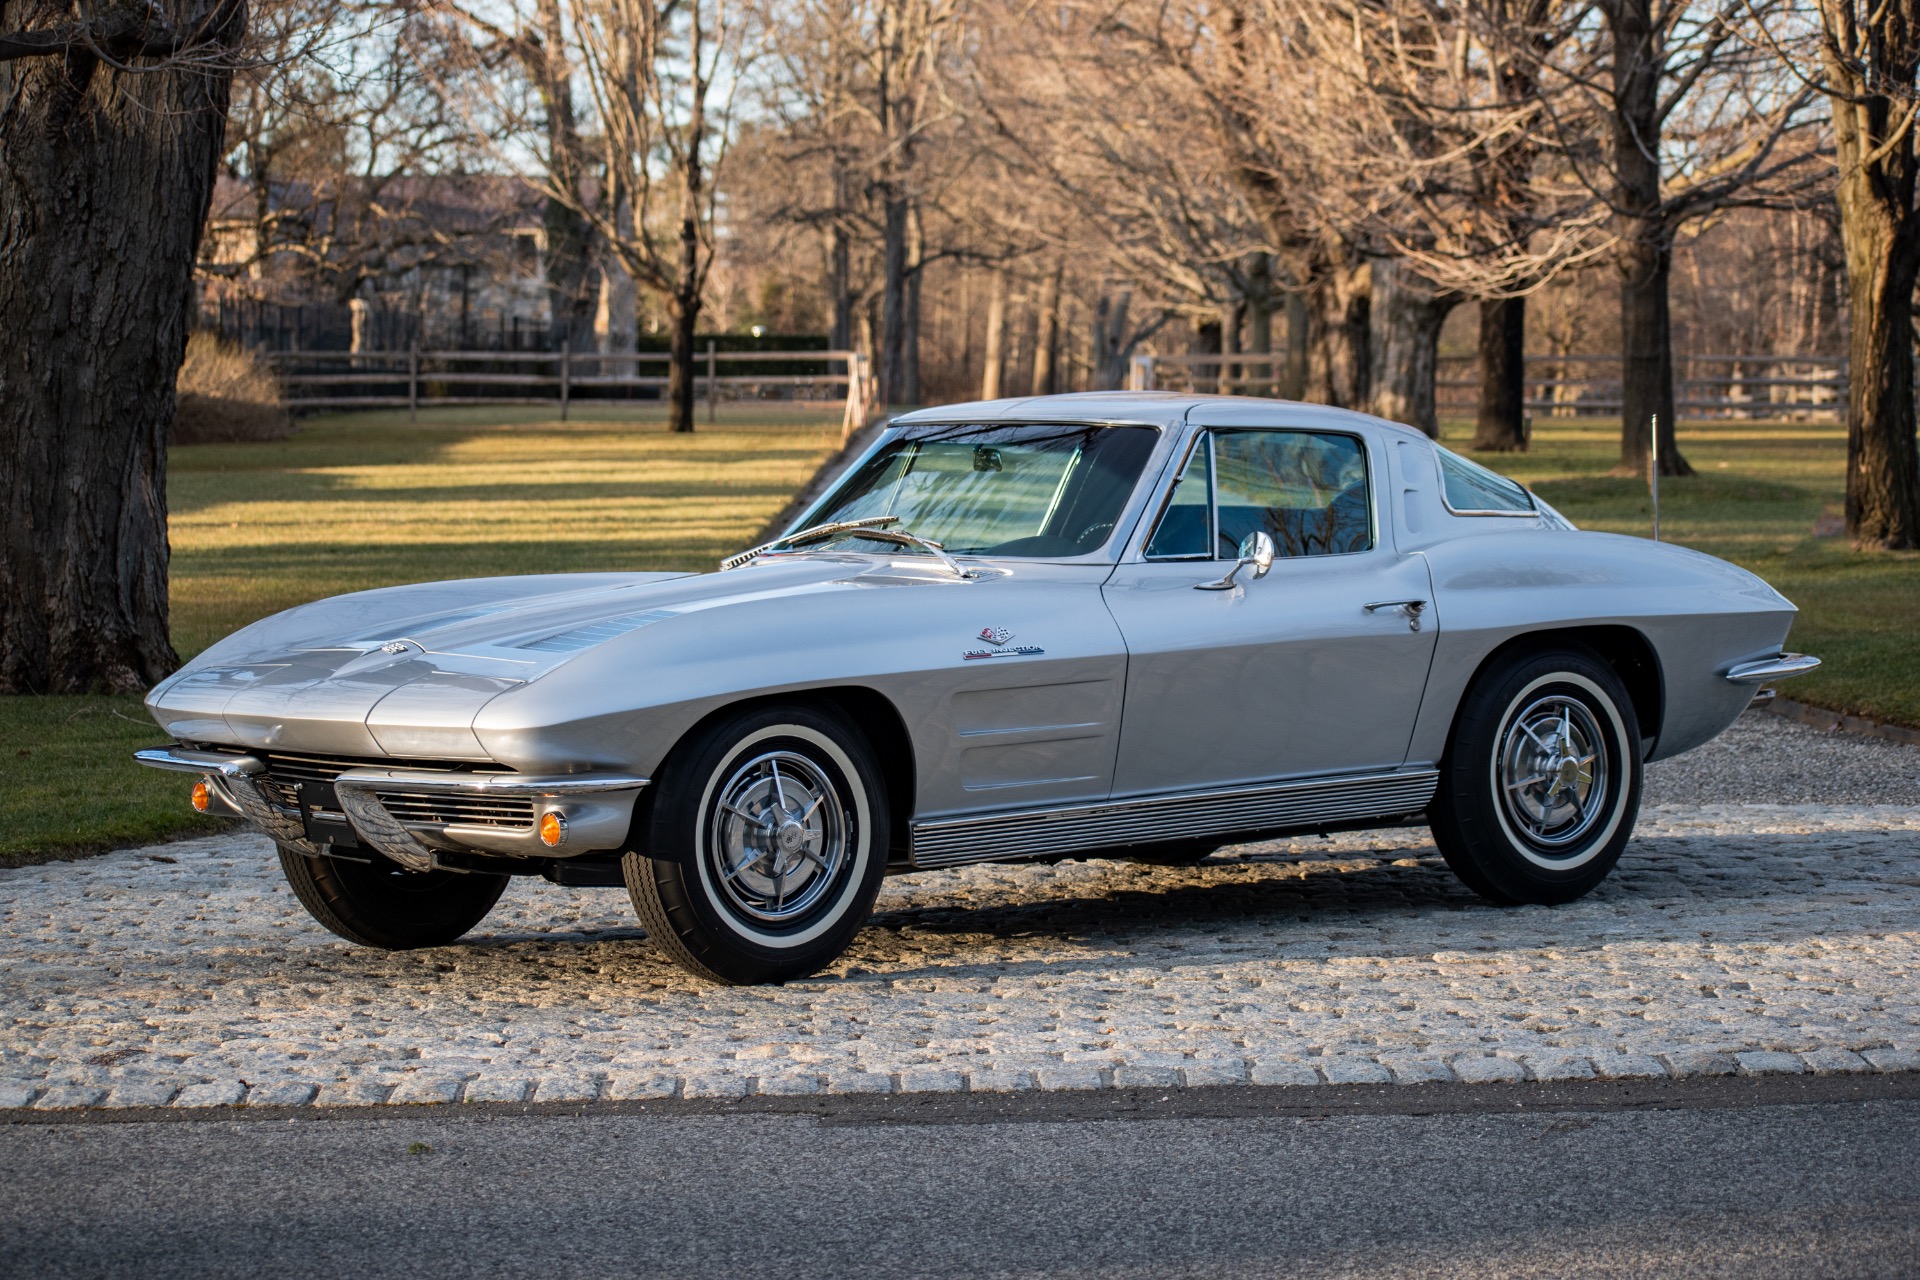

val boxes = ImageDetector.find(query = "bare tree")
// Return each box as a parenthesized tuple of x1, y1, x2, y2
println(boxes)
(217, 7, 490, 311)
(1809, 0, 1920, 547)
(1547, 0, 1824, 474)
(1, 0, 249, 692)
(561, 0, 754, 431)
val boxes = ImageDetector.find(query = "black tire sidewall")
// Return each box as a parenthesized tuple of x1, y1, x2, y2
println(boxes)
(277, 846, 508, 949)
(633, 704, 888, 981)
(1433, 647, 1641, 904)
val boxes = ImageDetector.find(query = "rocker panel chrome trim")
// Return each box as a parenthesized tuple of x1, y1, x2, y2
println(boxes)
(908, 768, 1440, 869)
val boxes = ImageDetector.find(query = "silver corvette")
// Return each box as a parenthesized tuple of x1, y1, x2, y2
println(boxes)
(137, 393, 1819, 983)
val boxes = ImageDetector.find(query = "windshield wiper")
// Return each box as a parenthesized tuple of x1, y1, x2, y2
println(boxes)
(719, 515, 978, 579)
(719, 516, 901, 571)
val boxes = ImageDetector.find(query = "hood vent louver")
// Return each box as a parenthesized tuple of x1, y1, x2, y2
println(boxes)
(516, 608, 680, 654)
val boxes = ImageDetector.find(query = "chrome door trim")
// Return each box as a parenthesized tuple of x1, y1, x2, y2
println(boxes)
(908, 767, 1439, 869)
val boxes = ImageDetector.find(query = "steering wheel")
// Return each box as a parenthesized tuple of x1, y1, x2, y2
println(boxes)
(1072, 520, 1115, 547)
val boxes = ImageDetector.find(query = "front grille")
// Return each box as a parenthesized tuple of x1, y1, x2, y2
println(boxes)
(374, 791, 536, 830)
(184, 747, 515, 813)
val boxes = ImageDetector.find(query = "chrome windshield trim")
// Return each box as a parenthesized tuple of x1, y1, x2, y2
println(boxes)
(783, 418, 1173, 566)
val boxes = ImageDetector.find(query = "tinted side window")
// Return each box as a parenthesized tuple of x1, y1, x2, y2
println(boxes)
(1437, 447, 1535, 513)
(1214, 430, 1372, 557)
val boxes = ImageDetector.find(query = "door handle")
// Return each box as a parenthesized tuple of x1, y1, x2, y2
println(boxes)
(1363, 599, 1427, 632)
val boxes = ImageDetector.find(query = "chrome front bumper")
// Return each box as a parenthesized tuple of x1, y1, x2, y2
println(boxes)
(1724, 652, 1821, 709)
(1725, 653, 1822, 684)
(134, 746, 647, 872)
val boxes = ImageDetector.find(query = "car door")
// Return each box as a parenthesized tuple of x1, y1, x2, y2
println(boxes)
(1102, 424, 1438, 797)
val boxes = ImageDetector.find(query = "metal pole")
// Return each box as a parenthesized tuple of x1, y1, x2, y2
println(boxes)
(408, 343, 419, 425)
(706, 340, 718, 424)
(1649, 412, 1660, 541)
(560, 347, 571, 422)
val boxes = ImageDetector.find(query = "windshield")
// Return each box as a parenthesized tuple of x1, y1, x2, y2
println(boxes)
(800, 423, 1159, 557)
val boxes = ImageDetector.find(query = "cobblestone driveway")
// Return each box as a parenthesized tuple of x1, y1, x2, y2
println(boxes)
(5, 718, 1918, 1109)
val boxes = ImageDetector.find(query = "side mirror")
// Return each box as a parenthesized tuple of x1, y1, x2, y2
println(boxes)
(1196, 531, 1276, 591)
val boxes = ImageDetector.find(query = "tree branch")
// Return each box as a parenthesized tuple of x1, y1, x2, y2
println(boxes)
(0, 0, 245, 66)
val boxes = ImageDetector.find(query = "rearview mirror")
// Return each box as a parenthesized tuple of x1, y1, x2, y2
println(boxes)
(1196, 531, 1276, 591)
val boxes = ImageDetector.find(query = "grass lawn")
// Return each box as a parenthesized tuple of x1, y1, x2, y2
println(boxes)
(2, 402, 1912, 865)
(1440, 415, 1919, 733)
(0, 404, 845, 864)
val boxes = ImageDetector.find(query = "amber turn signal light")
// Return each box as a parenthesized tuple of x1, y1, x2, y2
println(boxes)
(539, 811, 568, 848)
(190, 779, 212, 813)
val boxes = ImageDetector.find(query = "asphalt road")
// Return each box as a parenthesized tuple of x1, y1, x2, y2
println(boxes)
(4, 1077, 1916, 1278)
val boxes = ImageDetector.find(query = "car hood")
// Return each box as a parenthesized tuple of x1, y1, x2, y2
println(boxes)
(146, 559, 914, 759)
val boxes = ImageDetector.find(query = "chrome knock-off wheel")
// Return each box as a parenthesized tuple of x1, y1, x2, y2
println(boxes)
(709, 751, 849, 925)
(1429, 646, 1642, 906)
(623, 704, 890, 985)
(1496, 696, 1609, 854)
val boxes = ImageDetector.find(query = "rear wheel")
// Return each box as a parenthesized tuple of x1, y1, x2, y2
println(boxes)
(277, 845, 509, 949)
(1428, 645, 1642, 906)
(624, 704, 889, 985)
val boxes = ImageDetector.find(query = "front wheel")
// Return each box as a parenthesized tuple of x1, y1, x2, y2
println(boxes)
(1428, 645, 1642, 906)
(277, 845, 509, 949)
(624, 704, 889, 985)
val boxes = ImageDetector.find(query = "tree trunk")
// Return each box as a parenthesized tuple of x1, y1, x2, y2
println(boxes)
(1473, 297, 1529, 451)
(901, 202, 923, 404)
(828, 168, 853, 352)
(1032, 263, 1062, 395)
(1368, 259, 1455, 438)
(1306, 255, 1371, 409)
(536, 0, 596, 353)
(0, 22, 235, 694)
(1827, 8, 1920, 549)
(1609, 0, 1690, 477)
(595, 195, 638, 380)
(666, 294, 698, 434)
(1616, 232, 1688, 474)
(1220, 301, 1242, 394)
(981, 267, 1007, 399)
(1280, 290, 1309, 400)
(1838, 227, 1920, 547)
(666, 191, 702, 432)
(1246, 252, 1273, 394)
(879, 191, 908, 404)
(1091, 291, 1135, 390)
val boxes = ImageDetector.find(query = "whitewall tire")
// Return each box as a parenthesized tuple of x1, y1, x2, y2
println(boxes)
(624, 703, 889, 984)
(1428, 646, 1642, 906)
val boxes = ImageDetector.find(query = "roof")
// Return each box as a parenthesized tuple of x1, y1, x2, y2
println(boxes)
(891, 391, 1434, 443)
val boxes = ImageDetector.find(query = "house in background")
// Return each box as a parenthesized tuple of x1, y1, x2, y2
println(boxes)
(196, 173, 562, 352)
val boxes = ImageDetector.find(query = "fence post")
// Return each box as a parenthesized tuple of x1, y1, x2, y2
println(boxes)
(706, 340, 718, 424)
(1127, 354, 1154, 392)
(560, 347, 571, 422)
(841, 352, 863, 442)
(408, 343, 419, 424)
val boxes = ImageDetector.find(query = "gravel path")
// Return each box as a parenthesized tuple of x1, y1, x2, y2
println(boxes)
(1645, 710, 1920, 806)
(3, 713, 1916, 1110)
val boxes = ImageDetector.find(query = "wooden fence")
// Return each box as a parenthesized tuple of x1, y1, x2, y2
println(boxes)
(1128, 352, 1848, 420)
(268, 347, 874, 439)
